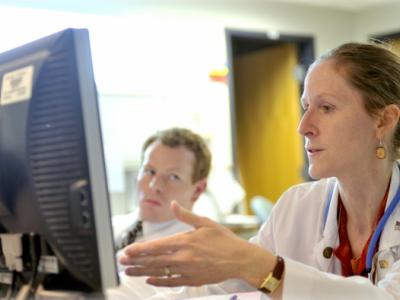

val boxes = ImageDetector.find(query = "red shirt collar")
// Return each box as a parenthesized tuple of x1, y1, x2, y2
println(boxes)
(333, 184, 389, 277)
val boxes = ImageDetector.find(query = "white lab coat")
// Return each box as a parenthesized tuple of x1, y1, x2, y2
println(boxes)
(248, 162, 400, 299)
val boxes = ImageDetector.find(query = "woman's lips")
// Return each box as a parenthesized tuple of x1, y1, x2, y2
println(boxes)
(306, 148, 324, 156)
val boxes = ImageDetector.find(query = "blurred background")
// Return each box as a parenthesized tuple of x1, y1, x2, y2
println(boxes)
(1, 0, 400, 237)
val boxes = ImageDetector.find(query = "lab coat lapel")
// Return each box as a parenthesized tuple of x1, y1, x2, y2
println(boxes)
(372, 164, 400, 280)
(380, 164, 400, 251)
(314, 181, 340, 272)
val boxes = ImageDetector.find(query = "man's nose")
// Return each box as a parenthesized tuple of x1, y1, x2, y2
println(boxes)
(149, 176, 163, 192)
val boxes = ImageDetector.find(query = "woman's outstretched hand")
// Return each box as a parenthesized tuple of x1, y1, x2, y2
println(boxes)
(119, 201, 274, 288)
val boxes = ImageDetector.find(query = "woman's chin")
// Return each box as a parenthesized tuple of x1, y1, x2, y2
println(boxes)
(308, 166, 326, 179)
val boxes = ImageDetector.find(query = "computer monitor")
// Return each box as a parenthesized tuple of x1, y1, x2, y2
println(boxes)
(0, 28, 118, 296)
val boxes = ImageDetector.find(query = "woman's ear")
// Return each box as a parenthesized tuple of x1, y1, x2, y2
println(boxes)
(377, 104, 400, 137)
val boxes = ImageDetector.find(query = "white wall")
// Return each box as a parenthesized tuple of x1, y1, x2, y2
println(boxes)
(124, 0, 356, 57)
(354, 2, 400, 41)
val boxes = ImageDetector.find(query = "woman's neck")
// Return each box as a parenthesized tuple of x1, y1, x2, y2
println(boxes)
(337, 160, 394, 235)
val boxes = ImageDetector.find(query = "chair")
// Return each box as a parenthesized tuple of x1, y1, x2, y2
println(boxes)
(250, 195, 274, 223)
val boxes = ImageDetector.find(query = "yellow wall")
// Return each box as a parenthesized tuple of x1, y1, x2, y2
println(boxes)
(234, 44, 304, 211)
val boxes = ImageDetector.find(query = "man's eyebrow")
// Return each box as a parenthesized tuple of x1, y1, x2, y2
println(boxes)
(165, 167, 183, 173)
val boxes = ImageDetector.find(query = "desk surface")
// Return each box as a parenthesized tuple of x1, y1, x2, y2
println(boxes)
(220, 214, 260, 239)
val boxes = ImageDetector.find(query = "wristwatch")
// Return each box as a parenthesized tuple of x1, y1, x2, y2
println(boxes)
(259, 256, 285, 294)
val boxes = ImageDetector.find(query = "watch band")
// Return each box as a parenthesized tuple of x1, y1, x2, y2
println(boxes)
(259, 256, 285, 294)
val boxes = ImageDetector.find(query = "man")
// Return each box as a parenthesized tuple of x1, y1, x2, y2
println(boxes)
(115, 127, 211, 247)
(108, 127, 212, 299)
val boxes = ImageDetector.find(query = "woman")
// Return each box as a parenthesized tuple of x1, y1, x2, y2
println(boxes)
(119, 42, 400, 299)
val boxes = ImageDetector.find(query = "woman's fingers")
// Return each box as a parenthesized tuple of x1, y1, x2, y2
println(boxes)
(122, 233, 183, 258)
(125, 264, 206, 286)
(120, 215, 246, 287)
(125, 266, 183, 278)
(125, 266, 168, 277)
(120, 252, 173, 268)
(122, 206, 218, 259)
(171, 202, 238, 238)
(146, 274, 210, 287)
(171, 201, 216, 229)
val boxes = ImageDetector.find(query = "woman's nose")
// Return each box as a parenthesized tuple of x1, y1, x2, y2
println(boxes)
(297, 110, 316, 137)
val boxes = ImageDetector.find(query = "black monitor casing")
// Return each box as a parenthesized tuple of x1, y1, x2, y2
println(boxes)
(0, 28, 118, 293)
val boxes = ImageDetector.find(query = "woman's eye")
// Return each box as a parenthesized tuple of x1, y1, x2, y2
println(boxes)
(321, 104, 335, 113)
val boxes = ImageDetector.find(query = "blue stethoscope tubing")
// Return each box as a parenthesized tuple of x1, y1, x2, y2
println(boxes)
(323, 180, 400, 271)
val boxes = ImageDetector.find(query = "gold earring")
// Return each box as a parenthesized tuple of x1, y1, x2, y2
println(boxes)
(376, 139, 386, 159)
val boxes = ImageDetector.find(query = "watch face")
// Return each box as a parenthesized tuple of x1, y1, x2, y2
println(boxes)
(259, 256, 285, 294)
(261, 277, 281, 293)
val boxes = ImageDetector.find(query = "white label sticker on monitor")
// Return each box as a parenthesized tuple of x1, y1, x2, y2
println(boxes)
(1, 65, 34, 105)
(38, 255, 59, 274)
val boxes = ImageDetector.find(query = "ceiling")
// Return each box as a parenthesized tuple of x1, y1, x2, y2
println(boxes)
(0, 0, 397, 14)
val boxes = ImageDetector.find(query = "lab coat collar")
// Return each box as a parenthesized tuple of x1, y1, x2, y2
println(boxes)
(313, 178, 339, 272)
(379, 163, 400, 251)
